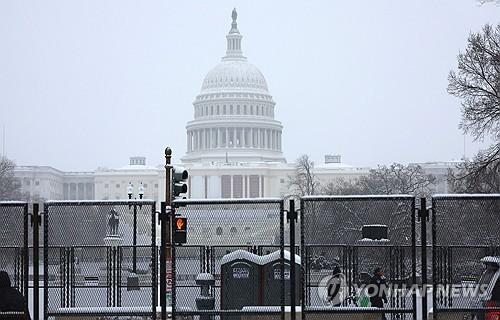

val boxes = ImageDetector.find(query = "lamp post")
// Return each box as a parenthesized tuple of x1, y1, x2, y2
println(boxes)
(127, 182, 144, 273)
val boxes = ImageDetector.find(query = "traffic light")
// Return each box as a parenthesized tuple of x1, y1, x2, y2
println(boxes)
(173, 217, 187, 244)
(172, 166, 188, 200)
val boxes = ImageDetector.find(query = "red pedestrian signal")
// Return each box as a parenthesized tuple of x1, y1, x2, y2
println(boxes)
(175, 217, 187, 231)
(173, 217, 187, 244)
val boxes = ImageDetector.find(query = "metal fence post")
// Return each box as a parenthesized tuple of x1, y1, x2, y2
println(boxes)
(32, 203, 41, 320)
(418, 197, 429, 320)
(288, 199, 297, 320)
(159, 201, 167, 320)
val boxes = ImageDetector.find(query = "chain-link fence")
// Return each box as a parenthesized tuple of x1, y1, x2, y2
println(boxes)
(0, 201, 29, 319)
(300, 195, 417, 319)
(432, 195, 500, 319)
(43, 200, 157, 319)
(172, 199, 285, 320)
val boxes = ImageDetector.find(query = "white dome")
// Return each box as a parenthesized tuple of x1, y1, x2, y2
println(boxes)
(182, 9, 286, 165)
(201, 60, 269, 93)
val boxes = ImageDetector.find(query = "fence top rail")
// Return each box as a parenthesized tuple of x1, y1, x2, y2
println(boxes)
(0, 201, 28, 207)
(301, 195, 414, 201)
(433, 193, 500, 200)
(174, 198, 283, 205)
(304, 244, 417, 248)
(44, 199, 156, 206)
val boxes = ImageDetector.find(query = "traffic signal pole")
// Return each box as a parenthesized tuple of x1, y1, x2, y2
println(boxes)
(161, 147, 173, 320)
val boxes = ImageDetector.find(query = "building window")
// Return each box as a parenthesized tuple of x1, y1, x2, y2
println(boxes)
(24, 178, 30, 186)
(116, 184, 120, 189)
(144, 184, 148, 188)
(221, 175, 231, 198)
(249, 175, 259, 198)
(233, 175, 243, 198)
(104, 184, 109, 189)
(155, 184, 158, 188)
(216, 227, 223, 236)
(280, 179, 285, 184)
(35, 181, 40, 186)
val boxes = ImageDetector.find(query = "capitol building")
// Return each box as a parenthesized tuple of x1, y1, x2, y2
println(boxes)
(14, 10, 454, 202)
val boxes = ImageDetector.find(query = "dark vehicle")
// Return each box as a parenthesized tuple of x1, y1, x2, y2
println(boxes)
(476, 257, 500, 320)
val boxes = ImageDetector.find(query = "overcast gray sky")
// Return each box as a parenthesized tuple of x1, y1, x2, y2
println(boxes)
(1, 0, 499, 171)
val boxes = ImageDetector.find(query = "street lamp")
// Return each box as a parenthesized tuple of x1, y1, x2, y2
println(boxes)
(127, 182, 145, 273)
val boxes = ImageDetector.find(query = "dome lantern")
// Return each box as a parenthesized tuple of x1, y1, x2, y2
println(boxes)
(223, 8, 245, 61)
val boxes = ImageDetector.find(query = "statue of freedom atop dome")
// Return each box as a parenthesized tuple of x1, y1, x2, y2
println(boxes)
(232, 8, 237, 22)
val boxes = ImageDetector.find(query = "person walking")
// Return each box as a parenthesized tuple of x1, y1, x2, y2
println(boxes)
(0, 271, 30, 319)
(327, 263, 343, 307)
(368, 267, 388, 320)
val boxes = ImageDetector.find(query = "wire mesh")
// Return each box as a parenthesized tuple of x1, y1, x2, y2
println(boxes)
(172, 199, 285, 320)
(43, 200, 157, 318)
(300, 196, 417, 319)
(0, 202, 29, 319)
(432, 195, 500, 317)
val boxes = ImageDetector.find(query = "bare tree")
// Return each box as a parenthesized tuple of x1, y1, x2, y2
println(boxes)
(448, 24, 500, 191)
(287, 154, 320, 196)
(323, 163, 436, 197)
(322, 178, 361, 196)
(0, 157, 24, 200)
(449, 145, 500, 193)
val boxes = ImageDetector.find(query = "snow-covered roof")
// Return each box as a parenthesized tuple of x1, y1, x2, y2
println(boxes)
(260, 250, 301, 265)
(221, 250, 263, 265)
(481, 256, 500, 266)
(220, 249, 301, 265)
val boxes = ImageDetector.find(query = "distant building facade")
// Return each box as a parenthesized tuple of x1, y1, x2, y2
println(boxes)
(13, 10, 459, 203)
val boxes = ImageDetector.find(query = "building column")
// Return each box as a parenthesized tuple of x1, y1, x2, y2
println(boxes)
(250, 128, 254, 148)
(232, 128, 236, 148)
(274, 130, 277, 150)
(271, 130, 275, 150)
(200, 129, 204, 149)
(197, 130, 201, 150)
(217, 128, 222, 148)
(259, 129, 263, 148)
(264, 129, 268, 149)
(212, 129, 215, 148)
(207, 129, 211, 149)
(242, 128, 246, 147)
(278, 131, 282, 151)
(246, 175, 250, 198)
(189, 131, 193, 151)
(230, 175, 234, 198)
(192, 131, 196, 151)
(257, 176, 261, 197)
(226, 128, 229, 148)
